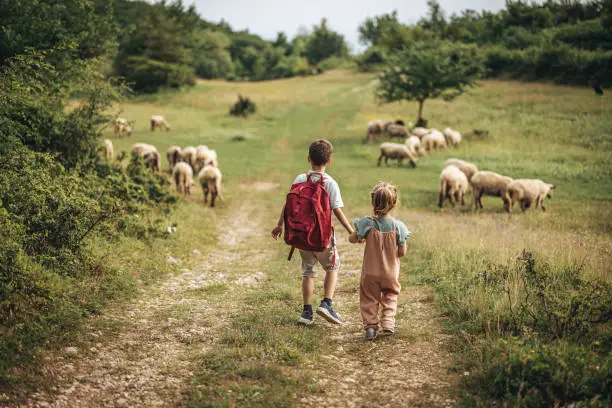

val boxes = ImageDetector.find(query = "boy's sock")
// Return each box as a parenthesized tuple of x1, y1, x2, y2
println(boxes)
(304, 304, 313, 312)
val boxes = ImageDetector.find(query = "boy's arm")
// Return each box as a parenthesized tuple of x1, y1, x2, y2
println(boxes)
(348, 231, 360, 243)
(271, 204, 285, 240)
(333, 207, 354, 234)
(397, 243, 407, 258)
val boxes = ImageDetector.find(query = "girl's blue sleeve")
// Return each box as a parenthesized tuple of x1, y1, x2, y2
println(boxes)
(354, 216, 372, 240)
(395, 220, 412, 246)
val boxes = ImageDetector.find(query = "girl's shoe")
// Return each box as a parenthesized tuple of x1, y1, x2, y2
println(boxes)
(381, 327, 395, 335)
(365, 328, 377, 340)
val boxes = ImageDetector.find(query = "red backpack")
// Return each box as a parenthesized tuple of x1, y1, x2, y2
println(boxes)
(284, 172, 333, 259)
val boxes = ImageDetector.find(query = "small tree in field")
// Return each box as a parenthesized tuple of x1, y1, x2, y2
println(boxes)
(376, 40, 485, 125)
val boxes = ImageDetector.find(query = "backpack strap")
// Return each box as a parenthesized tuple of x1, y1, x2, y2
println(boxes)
(306, 172, 326, 185)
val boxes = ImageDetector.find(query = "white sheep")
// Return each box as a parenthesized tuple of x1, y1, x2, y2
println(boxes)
(422, 130, 447, 152)
(103, 139, 114, 161)
(384, 123, 409, 140)
(366, 120, 391, 143)
(505, 179, 555, 213)
(198, 165, 223, 207)
(150, 115, 170, 132)
(405, 136, 422, 157)
(411, 127, 431, 139)
(443, 128, 462, 147)
(439, 165, 468, 207)
(172, 162, 193, 197)
(131, 143, 161, 172)
(470, 171, 514, 210)
(167, 146, 182, 173)
(377, 143, 417, 168)
(444, 158, 478, 181)
(195, 149, 218, 171)
(113, 118, 132, 138)
(182, 146, 197, 170)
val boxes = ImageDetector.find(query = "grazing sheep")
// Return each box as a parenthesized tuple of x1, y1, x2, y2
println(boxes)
(198, 165, 223, 207)
(444, 159, 478, 181)
(377, 143, 417, 168)
(150, 115, 170, 132)
(439, 165, 468, 208)
(443, 128, 462, 147)
(411, 127, 430, 139)
(131, 143, 161, 172)
(470, 171, 513, 210)
(385, 123, 409, 139)
(405, 136, 422, 157)
(167, 146, 182, 173)
(505, 179, 555, 213)
(366, 120, 391, 143)
(422, 130, 447, 152)
(103, 139, 114, 161)
(182, 146, 197, 170)
(113, 118, 132, 137)
(394, 119, 406, 126)
(195, 149, 218, 171)
(172, 162, 193, 196)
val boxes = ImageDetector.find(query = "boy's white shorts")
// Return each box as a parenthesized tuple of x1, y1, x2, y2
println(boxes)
(298, 235, 340, 278)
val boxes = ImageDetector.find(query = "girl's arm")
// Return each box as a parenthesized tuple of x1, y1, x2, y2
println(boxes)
(397, 243, 407, 258)
(333, 207, 354, 234)
(348, 231, 360, 243)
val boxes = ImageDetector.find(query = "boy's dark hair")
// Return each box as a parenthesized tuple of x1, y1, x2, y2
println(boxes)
(309, 139, 333, 166)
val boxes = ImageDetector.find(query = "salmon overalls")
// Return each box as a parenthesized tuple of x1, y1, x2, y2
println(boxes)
(360, 220, 401, 330)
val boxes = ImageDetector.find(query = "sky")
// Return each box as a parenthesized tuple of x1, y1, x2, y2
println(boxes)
(191, 0, 507, 52)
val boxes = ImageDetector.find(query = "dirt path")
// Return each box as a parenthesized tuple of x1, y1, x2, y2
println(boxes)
(20, 203, 266, 408)
(299, 234, 458, 408)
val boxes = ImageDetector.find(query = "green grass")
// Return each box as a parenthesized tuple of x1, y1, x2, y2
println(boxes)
(102, 70, 612, 406)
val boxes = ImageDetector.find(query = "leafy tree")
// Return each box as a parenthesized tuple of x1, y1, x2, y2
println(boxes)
(0, 0, 118, 66)
(304, 18, 349, 65)
(192, 29, 234, 79)
(376, 40, 485, 123)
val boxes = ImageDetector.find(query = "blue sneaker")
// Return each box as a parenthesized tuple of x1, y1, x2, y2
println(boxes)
(299, 306, 313, 325)
(316, 300, 343, 325)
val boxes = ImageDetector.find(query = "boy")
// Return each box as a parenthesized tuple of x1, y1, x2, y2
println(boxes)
(271, 139, 354, 325)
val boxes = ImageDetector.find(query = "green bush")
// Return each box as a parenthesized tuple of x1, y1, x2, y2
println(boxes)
(316, 56, 356, 72)
(119, 56, 195, 93)
(229, 94, 257, 117)
(469, 338, 612, 407)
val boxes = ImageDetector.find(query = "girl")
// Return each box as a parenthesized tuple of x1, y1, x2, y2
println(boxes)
(349, 182, 411, 340)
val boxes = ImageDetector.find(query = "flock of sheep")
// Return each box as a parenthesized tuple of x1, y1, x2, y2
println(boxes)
(366, 120, 555, 213)
(103, 116, 224, 207)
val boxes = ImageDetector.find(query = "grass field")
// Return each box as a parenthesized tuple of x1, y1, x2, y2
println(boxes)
(15, 70, 610, 406)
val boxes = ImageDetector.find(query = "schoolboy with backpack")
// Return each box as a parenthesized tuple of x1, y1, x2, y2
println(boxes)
(271, 139, 355, 325)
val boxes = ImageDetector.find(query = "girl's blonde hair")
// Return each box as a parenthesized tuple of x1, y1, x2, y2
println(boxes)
(371, 181, 398, 218)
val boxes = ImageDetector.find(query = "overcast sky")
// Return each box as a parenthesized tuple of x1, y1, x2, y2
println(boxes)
(191, 0, 507, 52)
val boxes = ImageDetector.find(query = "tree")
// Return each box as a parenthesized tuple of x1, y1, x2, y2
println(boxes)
(376, 40, 485, 124)
(304, 18, 349, 65)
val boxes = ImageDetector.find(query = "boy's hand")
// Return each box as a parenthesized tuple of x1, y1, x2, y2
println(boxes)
(271, 225, 283, 240)
(348, 231, 364, 244)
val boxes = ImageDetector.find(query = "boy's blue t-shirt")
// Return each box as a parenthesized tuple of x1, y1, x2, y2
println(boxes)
(354, 216, 411, 246)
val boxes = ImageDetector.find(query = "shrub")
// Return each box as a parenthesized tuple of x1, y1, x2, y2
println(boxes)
(316, 56, 356, 72)
(119, 56, 196, 93)
(229, 94, 257, 117)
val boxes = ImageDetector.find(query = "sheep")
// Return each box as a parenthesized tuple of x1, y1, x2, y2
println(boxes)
(444, 158, 478, 181)
(103, 139, 114, 161)
(505, 179, 555, 213)
(422, 130, 447, 152)
(172, 162, 193, 197)
(439, 165, 468, 207)
(411, 127, 431, 139)
(150, 115, 170, 132)
(377, 143, 417, 168)
(167, 146, 182, 173)
(113, 118, 132, 138)
(384, 123, 409, 139)
(366, 120, 391, 143)
(470, 171, 513, 210)
(182, 146, 197, 170)
(443, 128, 462, 147)
(131, 143, 161, 172)
(405, 136, 422, 157)
(198, 165, 223, 207)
